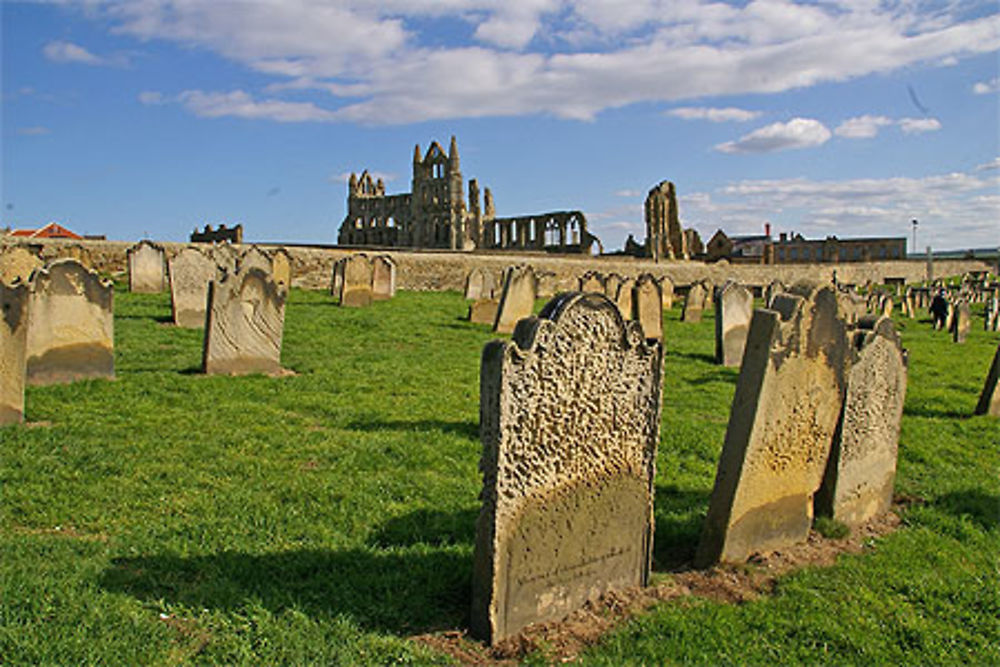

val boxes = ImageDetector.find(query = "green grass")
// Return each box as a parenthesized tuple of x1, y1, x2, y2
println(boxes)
(1, 287, 997, 664)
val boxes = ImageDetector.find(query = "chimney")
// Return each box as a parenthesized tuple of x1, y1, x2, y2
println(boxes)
(779, 232, 787, 243)
(764, 222, 771, 238)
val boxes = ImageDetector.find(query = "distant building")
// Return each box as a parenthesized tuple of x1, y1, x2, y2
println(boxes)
(705, 228, 907, 264)
(191, 224, 243, 244)
(7, 222, 83, 240)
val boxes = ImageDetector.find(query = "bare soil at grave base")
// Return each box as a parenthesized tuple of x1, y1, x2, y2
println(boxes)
(411, 506, 905, 665)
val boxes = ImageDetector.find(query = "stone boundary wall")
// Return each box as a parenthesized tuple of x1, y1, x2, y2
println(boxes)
(3, 237, 993, 293)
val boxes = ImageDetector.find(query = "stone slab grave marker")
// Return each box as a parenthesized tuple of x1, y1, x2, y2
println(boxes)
(715, 281, 753, 367)
(604, 273, 625, 303)
(493, 266, 537, 334)
(975, 344, 1000, 416)
(469, 299, 500, 325)
(1, 281, 29, 424)
(681, 281, 706, 323)
(614, 276, 635, 319)
(472, 292, 663, 644)
(466, 267, 498, 300)
(815, 315, 906, 526)
(210, 242, 239, 277)
(169, 247, 217, 328)
(339, 254, 373, 307)
(632, 273, 663, 341)
(952, 300, 970, 343)
(764, 280, 785, 308)
(238, 245, 273, 279)
(659, 276, 674, 310)
(1, 246, 43, 285)
(578, 271, 605, 294)
(371, 255, 397, 300)
(127, 240, 167, 293)
(25, 259, 115, 385)
(271, 248, 292, 288)
(331, 257, 345, 297)
(696, 284, 849, 566)
(202, 267, 287, 375)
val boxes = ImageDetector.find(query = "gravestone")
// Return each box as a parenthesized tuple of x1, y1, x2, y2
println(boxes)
(578, 271, 605, 294)
(764, 280, 785, 307)
(202, 267, 286, 375)
(210, 242, 239, 276)
(271, 248, 292, 288)
(952, 300, 970, 343)
(331, 258, 345, 297)
(604, 273, 625, 302)
(1, 246, 43, 285)
(472, 292, 663, 644)
(974, 344, 1000, 416)
(25, 259, 115, 385)
(681, 282, 706, 323)
(127, 240, 167, 293)
(238, 245, 273, 278)
(615, 277, 635, 319)
(493, 267, 538, 334)
(1, 282, 29, 424)
(836, 290, 867, 324)
(632, 273, 663, 341)
(339, 254, 373, 307)
(881, 296, 893, 318)
(371, 255, 396, 301)
(815, 316, 906, 526)
(659, 276, 675, 310)
(696, 284, 849, 566)
(714, 281, 753, 367)
(466, 268, 498, 300)
(468, 299, 500, 325)
(169, 247, 217, 328)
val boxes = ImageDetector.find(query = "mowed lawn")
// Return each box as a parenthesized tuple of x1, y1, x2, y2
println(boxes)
(1, 285, 997, 664)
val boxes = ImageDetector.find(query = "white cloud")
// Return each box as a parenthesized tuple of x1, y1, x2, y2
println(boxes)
(716, 118, 831, 153)
(976, 157, 1000, 171)
(17, 126, 51, 136)
(42, 40, 125, 66)
(666, 106, 761, 122)
(614, 189, 642, 198)
(835, 115, 893, 139)
(899, 117, 942, 134)
(175, 90, 339, 122)
(973, 77, 1000, 94)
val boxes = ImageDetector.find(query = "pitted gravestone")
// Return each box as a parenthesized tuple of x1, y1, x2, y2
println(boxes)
(632, 274, 663, 341)
(952, 300, 970, 343)
(210, 242, 239, 276)
(202, 267, 286, 375)
(472, 292, 663, 644)
(469, 299, 500, 325)
(696, 284, 849, 566)
(127, 240, 167, 293)
(1, 246, 43, 285)
(271, 248, 292, 288)
(25, 259, 114, 385)
(493, 267, 538, 334)
(615, 277, 635, 319)
(975, 344, 1000, 416)
(339, 254, 373, 307)
(169, 247, 217, 328)
(659, 276, 674, 310)
(238, 246, 273, 278)
(815, 316, 906, 526)
(578, 271, 605, 294)
(681, 282, 706, 323)
(715, 281, 753, 367)
(371, 255, 396, 301)
(1, 282, 29, 424)
(466, 268, 498, 300)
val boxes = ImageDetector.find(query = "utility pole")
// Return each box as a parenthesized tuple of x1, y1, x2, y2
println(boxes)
(911, 219, 918, 256)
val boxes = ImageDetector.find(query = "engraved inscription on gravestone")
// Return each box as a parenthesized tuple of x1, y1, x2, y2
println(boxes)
(169, 247, 217, 328)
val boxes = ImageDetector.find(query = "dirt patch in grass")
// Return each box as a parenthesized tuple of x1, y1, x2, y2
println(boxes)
(411, 508, 903, 664)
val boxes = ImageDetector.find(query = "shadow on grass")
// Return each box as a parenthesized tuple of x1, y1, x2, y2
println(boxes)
(684, 370, 738, 387)
(652, 484, 710, 572)
(904, 404, 971, 420)
(369, 507, 479, 548)
(345, 419, 480, 440)
(932, 489, 999, 530)
(100, 545, 472, 634)
(669, 350, 716, 365)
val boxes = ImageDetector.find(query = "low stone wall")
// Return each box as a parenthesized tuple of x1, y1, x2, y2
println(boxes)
(3, 237, 993, 293)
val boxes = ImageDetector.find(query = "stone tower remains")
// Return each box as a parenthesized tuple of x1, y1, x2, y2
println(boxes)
(644, 181, 687, 261)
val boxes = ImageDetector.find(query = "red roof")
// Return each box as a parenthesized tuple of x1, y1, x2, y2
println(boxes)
(9, 222, 83, 240)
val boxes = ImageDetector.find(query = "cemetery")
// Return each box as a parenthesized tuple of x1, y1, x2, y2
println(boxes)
(1, 242, 998, 663)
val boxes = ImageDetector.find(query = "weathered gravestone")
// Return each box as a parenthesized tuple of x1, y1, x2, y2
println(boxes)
(578, 271, 605, 294)
(681, 282, 706, 323)
(836, 289, 867, 325)
(168, 247, 217, 328)
(127, 240, 167, 293)
(472, 292, 663, 644)
(339, 254, 373, 307)
(952, 300, 970, 343)
(1, 246, 43, 285)
(881, 296, 893, 318)
(632, 273, 663, 341)
(714, 281, 753, 367)
(330, 258, 345, 297)
(974, 344, 1000, 417)
(604, 273, 625, 302)
(202, 267, 286, 375)
(210, 242, 239, 276)
(371, 255, 396, 300)
(764, 280, 785, 308)
(614, 277, 635, 319)
(238, 245, 273, 278)
(659, 276, 675, 310)
(493, 267, 537, 334)
(466, 267, 498, 300)
(469, 299, 500, 325)
(696, 284, 849, 566)
(1, 281, 29, 424)
(815, 316, 906, 526)
(25, 259, 115, 385)
(271, 248, 292, 288)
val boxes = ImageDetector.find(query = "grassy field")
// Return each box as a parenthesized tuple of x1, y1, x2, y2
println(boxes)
(1, 285, 997, 664)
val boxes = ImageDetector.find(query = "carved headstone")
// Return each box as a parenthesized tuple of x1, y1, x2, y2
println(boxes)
(210, 242, 238, 276)
(25, 259, 114, 385)
(493, 267, 538, 334)
(604, 274, 625, 302)
(238, 245, 273, 278)
(202, 267, 286, 375)
(815, 316, 906, 526)
(952, 300, 970, 343)
(271, 248, 292, 288)
(975, 344, 1000, 416)
(659, 276, 674, 310)
(168, 247, 217, 328)
(371, 255, 396, 301)
(632, 274, 663, 341)
(697, 284, 848, 566)
(466, 268, 498, 300)
(331, 258, 345, 297)
(614, 277, 635, 319)
(1, 282, 29, 424)
(1, 246, 43, 285)
(578, 271, 605, 294)
(339, 254, 373, 307)
(472, 292, 663, 644)
(765, 281, 785, 308)
(127, 240, 168, 293)
(681, 282, 706, 323)
(836, 289, 867, 325)
(715, 281, 753, 367)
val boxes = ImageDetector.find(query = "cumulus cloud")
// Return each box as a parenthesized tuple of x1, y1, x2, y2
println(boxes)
(716, 118, 831, 153)
(835, 115, 894, 139)
(976, 157, 1000, 171)
(973, 77, 999, 94)
(666, 107, 761, 122)
(171, 90, 339, 122)
(42, 40, 128, 66)
(899, 117, 942, 134)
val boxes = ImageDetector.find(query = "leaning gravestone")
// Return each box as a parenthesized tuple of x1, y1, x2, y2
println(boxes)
(615, 277, 635, 319)
(169, 247, 217, 328)
(339, 254, 373, 307)
(952, 300, 970, 343)
(271, 248, 292, 288)
(1, 281, 29, 424)
(659, 276, 675, 310)
(25, 259, 114, 385)
(493, 267, 538, 334)
(330, 258, 345, 297)
(975, 344, 1000, 416)
(715, 281, 753, 367)
(632, 273, 663, 341)
(696, 284, 848, 566)
(202, 267, 286, 375)
(764, 280, 785, 308)
(1, 246, 43, 285)
(371, 255, 396, 301)
(681, 282, 706, 323)
(815, 316, 906, 526)
(472, 292, 663, 644)
(127, 240, 167, 293)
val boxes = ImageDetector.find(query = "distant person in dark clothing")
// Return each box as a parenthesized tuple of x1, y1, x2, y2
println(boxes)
(929, 291, 949, 330)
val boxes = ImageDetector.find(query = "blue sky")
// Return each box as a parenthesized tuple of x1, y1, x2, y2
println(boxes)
(3, 0, 998, 252)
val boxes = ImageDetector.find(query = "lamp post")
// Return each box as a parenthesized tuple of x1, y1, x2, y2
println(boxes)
(911, 219, 918, 256)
